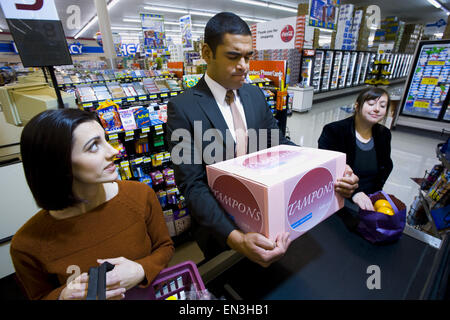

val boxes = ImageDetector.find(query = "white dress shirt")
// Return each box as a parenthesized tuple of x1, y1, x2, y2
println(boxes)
(204, 73, 248, 142)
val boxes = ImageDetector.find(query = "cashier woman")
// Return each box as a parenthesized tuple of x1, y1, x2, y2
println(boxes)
(318, 87, 394, 229)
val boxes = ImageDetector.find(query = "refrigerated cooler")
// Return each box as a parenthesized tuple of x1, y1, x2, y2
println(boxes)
(330, 51, 343, 90)
(346, 51, 358, 87)
(299, 49, 316, 87)
(397, 40, 450, 128)
(338, 51, 350, 89)
(312, 50, 324, 92)
(321, 50, 334, 91)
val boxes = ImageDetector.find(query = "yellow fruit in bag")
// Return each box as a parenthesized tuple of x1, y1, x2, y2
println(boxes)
(377, 206, 394, 216)
(374, 199, 392, 211)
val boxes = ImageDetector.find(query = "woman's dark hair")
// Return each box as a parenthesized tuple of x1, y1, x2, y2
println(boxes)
(20, 108, 98, 211)
(204, 12, 252, 57)
(354, 86, 391, 116)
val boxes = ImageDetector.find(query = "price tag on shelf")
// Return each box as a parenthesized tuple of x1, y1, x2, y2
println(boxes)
(142, 127, 150, 133)
(108, 133, 119, 140)
(149, 94, 158, 99)
(82, 103, 93, 108)
(413, 100, 430, 109)
(428, 60, 445, 66)
(113, 99, 122, 104)
(170, 92, 178, 96)
(161, 93, 168, 98)
(125, 130, 134, 137)
(143, 157, 151, 164)
(127, 97, 136, 102)
(134, 157, 143, 164)
(421, 77, 438, 85)
(139, 95, 147, 100)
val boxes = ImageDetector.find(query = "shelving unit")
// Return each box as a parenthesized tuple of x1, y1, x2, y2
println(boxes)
(405, 143, 450, 249)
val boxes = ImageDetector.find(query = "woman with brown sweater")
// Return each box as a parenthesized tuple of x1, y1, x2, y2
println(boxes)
(11, 109, 174, 300)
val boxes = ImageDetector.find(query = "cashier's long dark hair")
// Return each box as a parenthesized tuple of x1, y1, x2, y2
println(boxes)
(20, 109, 97, 210)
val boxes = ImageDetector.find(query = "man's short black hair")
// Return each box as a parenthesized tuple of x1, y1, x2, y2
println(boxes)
(20, 109, 98, 211)
(204, 12, 252, 57)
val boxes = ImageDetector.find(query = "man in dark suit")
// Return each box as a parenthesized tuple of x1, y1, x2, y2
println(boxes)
(167, 12, 359, 267)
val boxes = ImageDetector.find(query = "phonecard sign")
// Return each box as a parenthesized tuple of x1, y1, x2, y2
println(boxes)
(0, 0, 72, 67)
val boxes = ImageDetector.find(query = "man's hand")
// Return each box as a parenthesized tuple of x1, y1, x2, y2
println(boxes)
(352, 192, 375, 211)
(335, 165, 359, 198)
(227, 230, 291, 268)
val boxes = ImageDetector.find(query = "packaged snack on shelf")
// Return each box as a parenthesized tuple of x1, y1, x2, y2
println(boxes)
(158, 104, 168, 123)
(107, 82, 126, 98)
(133, 82, 147, 96)
(108, 139, 127, 160)
(119, 160, 133, 180)
(174, 208, 191, 235)
(163, 168, 175, 179)
(96, 100, 123, 133)
(167, 187, 180, 205)
(75, 84, 97, 102)
(152, 153, 164, 167)
(157, 190, 168, 207)
(133, 107, 151, 128)
(118, 108, 138, 131)
(139, 175, 153, 188)
(135, 137, 149, 154)
(151, 170, 164, 185)
(163, 209, 176, 237)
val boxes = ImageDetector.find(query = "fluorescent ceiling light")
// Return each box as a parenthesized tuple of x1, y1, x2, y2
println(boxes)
(268, 4, 298, 13)
(434, 32, 444, 37)
(232, 0, 297, 13)
(232, 0, 267, 7)
(189, 10, 215, 17)
(144, 6, 188, 14)
(427, 0, 442, 9)
(123, 18, 140, 23)
(111, 26, 141, 31)
(243, 17, 268, 23)
(74, 0, 121, 39)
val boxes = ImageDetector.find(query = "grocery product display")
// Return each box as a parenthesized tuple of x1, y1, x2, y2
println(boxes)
(400, 40, 450, 121)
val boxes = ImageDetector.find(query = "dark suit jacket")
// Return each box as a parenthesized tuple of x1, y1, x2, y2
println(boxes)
(317, 116, 393, 194)
(167, 77, 294, 247)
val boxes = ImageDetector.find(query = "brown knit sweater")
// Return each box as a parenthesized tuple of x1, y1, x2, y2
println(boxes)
(10, 180, 174, 300)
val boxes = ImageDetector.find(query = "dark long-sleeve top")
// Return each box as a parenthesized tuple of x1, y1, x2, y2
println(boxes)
(318, 116, 393, 195)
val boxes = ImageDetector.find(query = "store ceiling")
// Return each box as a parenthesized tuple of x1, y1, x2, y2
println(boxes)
(0, 0, 448, 40)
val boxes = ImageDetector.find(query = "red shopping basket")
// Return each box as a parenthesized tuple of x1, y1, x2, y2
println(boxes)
(124, 260, 205, 300)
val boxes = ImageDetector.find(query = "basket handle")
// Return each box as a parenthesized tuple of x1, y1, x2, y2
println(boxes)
(380, 190, 399, 213)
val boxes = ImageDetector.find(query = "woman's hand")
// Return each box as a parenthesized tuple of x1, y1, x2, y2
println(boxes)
(97, 257, 146, 291)
(59, 271, 125, 300)
(352, 192, 375, 211)
(335, 165, 359, 198)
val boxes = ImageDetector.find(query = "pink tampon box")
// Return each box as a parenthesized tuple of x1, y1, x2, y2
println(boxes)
(206, 145, 346, 241)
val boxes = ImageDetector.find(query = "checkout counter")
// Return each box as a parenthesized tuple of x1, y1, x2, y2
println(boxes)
(201, 214, 449, 300)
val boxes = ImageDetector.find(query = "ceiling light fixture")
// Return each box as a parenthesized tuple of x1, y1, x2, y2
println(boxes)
(74, 0, 121, 39)
(111, 26, 141, 31)
(232, 0, 298, 13)
(143, 6, 188, 14)
(427, 0, 442, 9)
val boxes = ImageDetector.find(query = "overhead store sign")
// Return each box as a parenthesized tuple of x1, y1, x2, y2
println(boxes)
(255, 16, 301, 50)
(0, 0, 72, 67)
(180, 15, 193, 50)
(141, 13, 166, 50)
(308, 0, 339, 30)
(249, 60, 286, 87)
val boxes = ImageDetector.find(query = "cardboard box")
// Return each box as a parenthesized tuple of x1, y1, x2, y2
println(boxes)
(206, 145, 346, 241)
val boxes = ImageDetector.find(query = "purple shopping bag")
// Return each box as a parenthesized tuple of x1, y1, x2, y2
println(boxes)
(356, 191, 406, 244)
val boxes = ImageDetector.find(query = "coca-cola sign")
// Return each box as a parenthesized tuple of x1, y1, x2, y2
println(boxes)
(212, 175, 263, 233)
(287, 167, 334, 231)
(280, 25, 294, 43)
